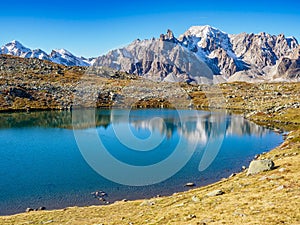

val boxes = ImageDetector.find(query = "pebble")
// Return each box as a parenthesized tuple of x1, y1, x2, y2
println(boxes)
(41, 220, 54, 224)
(25, 208, 33, 212)
(37, 206, 46, 211)
(206, 190, 224, 197)
(229, 173, 236, 178)
(259, 176, 267, 181)
(254, 154, 260, 159)
(140, 200, 155, 206)
(276, 185, 285, 191)
(279, 168, 286, 172)
(174, 203, 184, 207)
(98, 197, 106, 202)
(191, 195, 200, 202)
(268, 175, 283, 180)
(184, 214, 196, 221)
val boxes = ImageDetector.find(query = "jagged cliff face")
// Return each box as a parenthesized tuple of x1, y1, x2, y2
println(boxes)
(230, 32, 298, 67)
(96, 25, 300, 84)
(96, 39, 214, 84)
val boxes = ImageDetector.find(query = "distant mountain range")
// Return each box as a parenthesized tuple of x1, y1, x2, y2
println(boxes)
(1, 25, 300, 83)
(0, 40, 95, 66)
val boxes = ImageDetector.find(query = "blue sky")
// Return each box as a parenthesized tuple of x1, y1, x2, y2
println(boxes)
(1, 0, 299, 57)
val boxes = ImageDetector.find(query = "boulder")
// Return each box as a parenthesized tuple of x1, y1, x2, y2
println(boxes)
(247, 159, 275, 175)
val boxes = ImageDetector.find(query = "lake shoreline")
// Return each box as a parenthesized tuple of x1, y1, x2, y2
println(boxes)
(1, 127, 299, 224)
(0, 109, 283, 216)
(0, 81, 299, 224)
(0, 101, 299, 224)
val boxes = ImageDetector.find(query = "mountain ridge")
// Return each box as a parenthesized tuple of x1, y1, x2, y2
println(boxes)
(0, 40, 95, 66)
(95, 25, 300, 83)
(1, 25, 300, 83)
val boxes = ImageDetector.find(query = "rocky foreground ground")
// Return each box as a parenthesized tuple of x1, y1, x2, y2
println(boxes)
(0, 55, 299, 224)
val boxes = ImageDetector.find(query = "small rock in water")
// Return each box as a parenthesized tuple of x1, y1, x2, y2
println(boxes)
(206, 190, 224, 197)
(229, 173, 236, 178)
(242, 166, 247, 170)
(254, 154, 260, 159)
(37, 206, 46, 211)
(185, 182, 195, 187)
(25, 208, 34, 212)
(247, 159, 275, 175)
(98, 197, 106, 202)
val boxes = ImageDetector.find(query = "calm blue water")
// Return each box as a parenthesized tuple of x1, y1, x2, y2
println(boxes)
(0, 109, 282, 215)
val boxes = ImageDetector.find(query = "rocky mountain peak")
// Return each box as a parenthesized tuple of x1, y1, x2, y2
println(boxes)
(1, 40, 31, 56)
(96, 25, 300, 83)
(159, 29, 177, 43)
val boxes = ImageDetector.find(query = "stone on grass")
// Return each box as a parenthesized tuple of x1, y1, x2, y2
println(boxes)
(276, 185, 285, 191)
(247, 159, 275, 175)
(191, 196, 200, 202)
(206, 190, 224, 197)
(140, 200, 155, 206)
(279, 168, 286, 172)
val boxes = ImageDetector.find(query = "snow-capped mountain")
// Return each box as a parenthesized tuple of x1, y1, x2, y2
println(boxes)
(50, 49, 91, 66)
(0, 40, 94, 66)
(1, 26, 299, 83)
(95, 25, 300, 83)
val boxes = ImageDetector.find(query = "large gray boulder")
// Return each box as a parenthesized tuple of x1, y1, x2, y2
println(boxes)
(247, 159, 275, 175)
